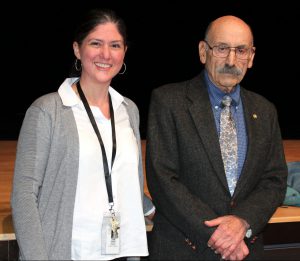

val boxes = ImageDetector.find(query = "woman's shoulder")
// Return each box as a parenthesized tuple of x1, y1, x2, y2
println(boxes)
(123, 96, 138, 112)
(28, 92, 64, 116)
(31, 92, 61, 108)
(123, 96, 136, 106)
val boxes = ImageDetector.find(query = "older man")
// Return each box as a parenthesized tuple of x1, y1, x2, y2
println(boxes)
(146, 15, 287, 260)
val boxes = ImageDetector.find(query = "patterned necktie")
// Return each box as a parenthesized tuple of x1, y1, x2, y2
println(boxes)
(219, 95, 238, 196)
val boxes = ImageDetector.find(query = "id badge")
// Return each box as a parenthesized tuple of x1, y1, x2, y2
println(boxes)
(101, 212, 121, 255)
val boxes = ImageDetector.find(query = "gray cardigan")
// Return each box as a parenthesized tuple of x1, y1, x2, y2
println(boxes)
(11, 92, 153, 260)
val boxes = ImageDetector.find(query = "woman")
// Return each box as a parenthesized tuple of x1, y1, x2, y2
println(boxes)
(11, 8, 154, 260)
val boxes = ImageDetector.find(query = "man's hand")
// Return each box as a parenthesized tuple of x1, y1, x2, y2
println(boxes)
(205, 215, 249, 259)
(225, 240, 249, 260)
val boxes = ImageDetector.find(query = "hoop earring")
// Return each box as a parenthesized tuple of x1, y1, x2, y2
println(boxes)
(75, 59, 82, 71)
(119, 62, 126, 75)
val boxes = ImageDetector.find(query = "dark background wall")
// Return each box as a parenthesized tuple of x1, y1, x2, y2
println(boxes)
(1, 1, 299, 139)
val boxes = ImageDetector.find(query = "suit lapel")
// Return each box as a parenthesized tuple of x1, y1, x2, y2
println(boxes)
(186, 74, 229, 190)
(233, 90, 261, 196)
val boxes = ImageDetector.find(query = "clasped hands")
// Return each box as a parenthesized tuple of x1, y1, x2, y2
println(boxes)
(205, 215, 249, 260)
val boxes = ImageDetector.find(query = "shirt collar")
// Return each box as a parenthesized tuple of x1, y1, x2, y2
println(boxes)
(204, 70, 240, 108)
(58, 77, 80, 107)
(58, 77, 127, 110)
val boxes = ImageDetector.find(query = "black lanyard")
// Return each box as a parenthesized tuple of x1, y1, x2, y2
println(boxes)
(76, 81, 116, 206)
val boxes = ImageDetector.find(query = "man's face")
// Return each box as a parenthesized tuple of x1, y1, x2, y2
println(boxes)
(199, 17, 255, 93)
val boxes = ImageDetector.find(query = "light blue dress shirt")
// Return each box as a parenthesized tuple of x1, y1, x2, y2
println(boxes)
(204, 70, 248, 179)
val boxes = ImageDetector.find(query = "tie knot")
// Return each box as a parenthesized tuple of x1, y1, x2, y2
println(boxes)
(221, 95, 232, 107)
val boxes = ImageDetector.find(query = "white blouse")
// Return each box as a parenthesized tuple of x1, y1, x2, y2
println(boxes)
(58, 78, 148, 260)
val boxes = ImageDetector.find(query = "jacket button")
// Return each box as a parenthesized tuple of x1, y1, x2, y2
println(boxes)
(230, 200, 236, 207)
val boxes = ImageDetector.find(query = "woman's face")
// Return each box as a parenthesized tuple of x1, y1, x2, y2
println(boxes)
(73, 22, 127, 86)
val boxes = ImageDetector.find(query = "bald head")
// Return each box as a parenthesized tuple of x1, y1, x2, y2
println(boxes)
(205, 15, 253, 46)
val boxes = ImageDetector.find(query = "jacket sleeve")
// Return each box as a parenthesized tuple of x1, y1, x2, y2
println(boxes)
(146, 88, 217, 250)
(231, 105, 288, 236)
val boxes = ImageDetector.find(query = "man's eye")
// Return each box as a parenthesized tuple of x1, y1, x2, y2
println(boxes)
(237, 48, 247, 54)
(217, 46, 229, 53)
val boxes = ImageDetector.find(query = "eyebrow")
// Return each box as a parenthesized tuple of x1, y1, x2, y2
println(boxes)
(89, 38, 124, 44)
(214, 42, 250, 48)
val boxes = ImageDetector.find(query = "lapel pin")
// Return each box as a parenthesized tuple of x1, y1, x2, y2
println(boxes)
(252, 114, 257, 119)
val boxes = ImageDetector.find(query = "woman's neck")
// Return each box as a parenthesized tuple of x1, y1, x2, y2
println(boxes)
(73, 78, 111, 119)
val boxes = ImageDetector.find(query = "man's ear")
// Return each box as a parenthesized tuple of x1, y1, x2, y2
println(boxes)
(247, 50, 255, 68)
(199, 41, 207, 64)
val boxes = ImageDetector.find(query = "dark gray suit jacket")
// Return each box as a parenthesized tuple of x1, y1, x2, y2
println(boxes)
(146, 72, 287, 260)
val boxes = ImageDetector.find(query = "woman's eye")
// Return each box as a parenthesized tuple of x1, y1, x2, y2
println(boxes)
(111, 43, 121, 48)
(90, 41, 101, 47)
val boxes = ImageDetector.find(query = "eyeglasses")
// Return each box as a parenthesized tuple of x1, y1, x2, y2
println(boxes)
(204, 40, 255, 60)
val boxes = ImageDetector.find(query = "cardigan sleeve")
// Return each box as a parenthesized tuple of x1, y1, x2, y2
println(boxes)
(11, 104, 52, 260)
(123, 97, 155, 215)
